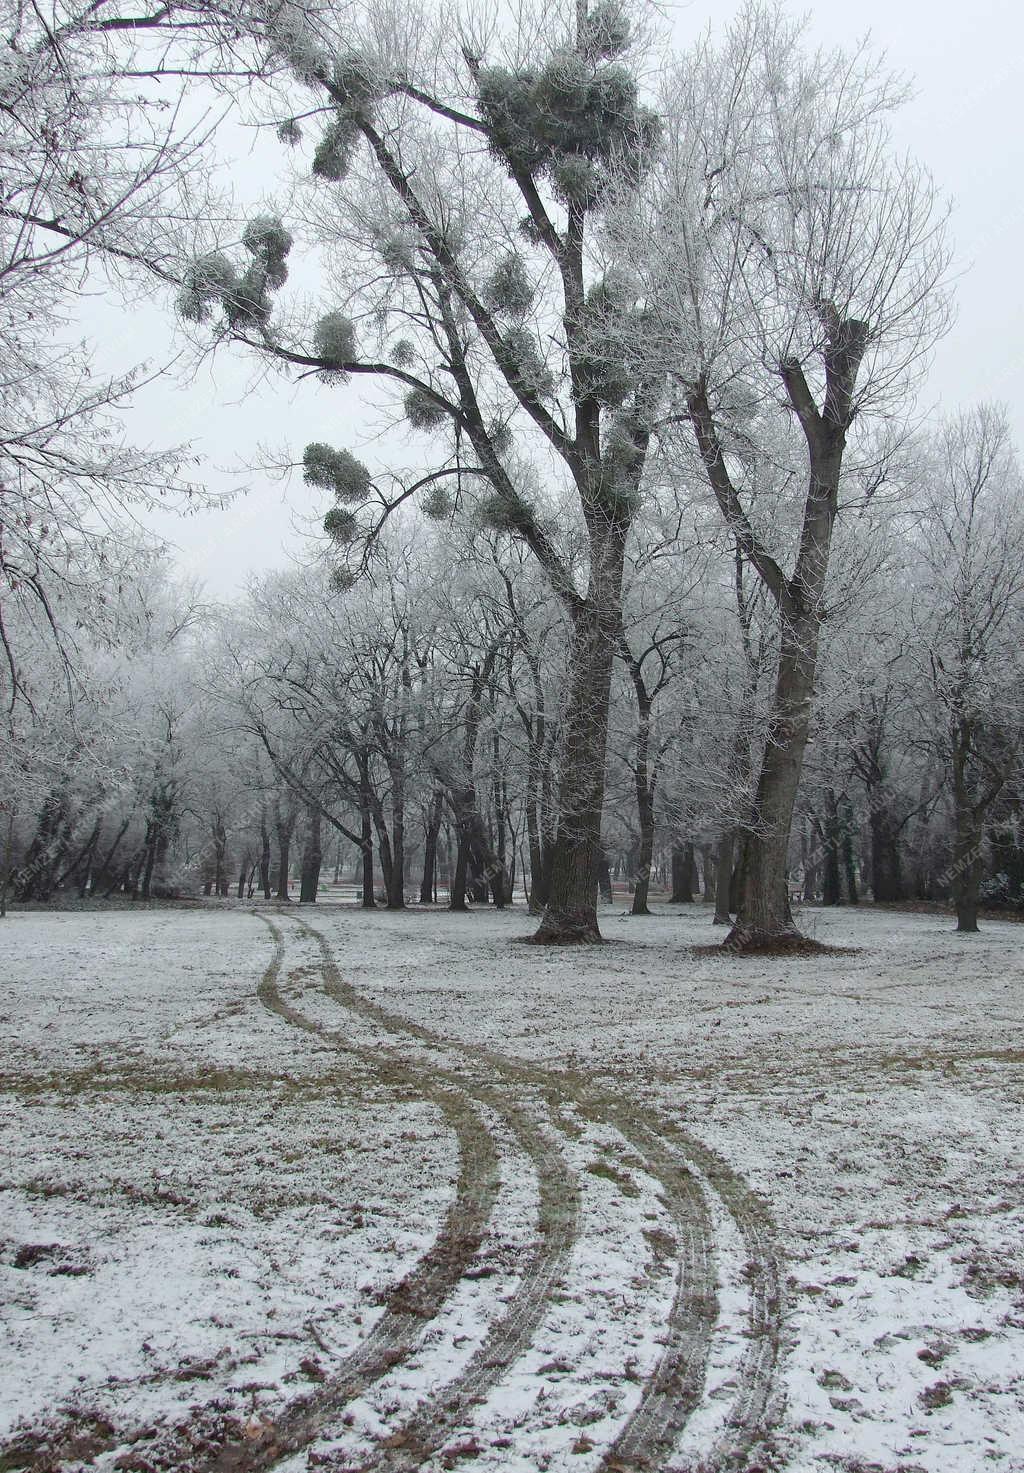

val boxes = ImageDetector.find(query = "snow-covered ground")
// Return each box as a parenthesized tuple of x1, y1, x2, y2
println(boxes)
(1, 901, 1022, 1472)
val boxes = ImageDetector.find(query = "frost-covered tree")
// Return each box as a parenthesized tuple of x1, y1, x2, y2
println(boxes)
(907, 406, 1024, 932)
(633, 3, 950, 947)
(176, 0, 664, 942)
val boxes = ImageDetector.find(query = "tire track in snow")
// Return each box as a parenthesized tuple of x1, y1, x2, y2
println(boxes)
(293, 914, 782, 1473)
(232, 913, 580, 1473)
(198, 915, 503, 1473)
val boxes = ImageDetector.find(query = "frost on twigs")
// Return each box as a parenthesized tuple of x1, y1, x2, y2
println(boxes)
(302, 444, 372, 502)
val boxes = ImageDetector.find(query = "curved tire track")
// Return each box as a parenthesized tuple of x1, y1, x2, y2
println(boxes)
(292, 913, 782, 1473)
(238, 914, 580, 1473)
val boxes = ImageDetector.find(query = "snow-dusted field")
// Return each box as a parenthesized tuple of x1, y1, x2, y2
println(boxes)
(1, 901, 1022, 1473)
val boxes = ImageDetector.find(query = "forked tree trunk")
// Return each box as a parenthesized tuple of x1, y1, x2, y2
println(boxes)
(533, 524, 625, 944)
(689, 314, 867, 951)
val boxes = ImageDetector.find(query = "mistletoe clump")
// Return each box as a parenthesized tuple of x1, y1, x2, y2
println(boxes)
(176, 252, 238, 323)
(175, 216, 294, 332)
(476, 14, 659, 207)
(403, 387, 448, 430)
(309, 51, 383, 184)
(302, 444, 372, 502)
(578, 0, 632, 62)
(486, 252, 534, 317)
(422, 485, 454, 520)
(323, 506, 360, 543)
(312, 115, 360, 181)
(313, 311, 357, 369)
(573, 270, 644, 405)
(478, 488, 533, 533)
(503, 328, 555, 399)
(329, 51, 382, 114)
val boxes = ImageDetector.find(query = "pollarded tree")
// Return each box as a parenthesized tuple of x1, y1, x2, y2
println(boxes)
(176, 0, 664, 942)
(632, 2, 950, 947)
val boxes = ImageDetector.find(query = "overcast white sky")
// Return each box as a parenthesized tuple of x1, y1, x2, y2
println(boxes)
(99, 0, 1024, 596)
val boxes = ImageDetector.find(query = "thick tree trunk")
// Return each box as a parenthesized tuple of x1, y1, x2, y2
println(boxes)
(631, 786, 656, 917)
(700, 843, 715, 902)
(839, 794, 858, 904)
(259, 811, 272, 900)
(820, 793, 842, 906)
(669, 843, 692, 903)
(713, 828, 735, 925)
(359, 761, 375, 908)
(533, 526, 625, 944)
(275, 803, 295, 902)
(729, 626, 818, 947)
(299, 803, 322, 903)
(868, 791, 904, 902)
(386, 757, 405, 910)
(450, 823, 469, 912)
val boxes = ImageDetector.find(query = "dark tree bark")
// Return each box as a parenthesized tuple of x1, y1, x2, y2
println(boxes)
(299, 802, 322, 903)
(420, 787, 444, 904)
(260, 810, 272, 900)
(358, 755, 375, 908)
(713, 828, 735, 925)
(274, 800, 295, 902)
(689, 308, 868, 948)
(533, 583, 620, 942)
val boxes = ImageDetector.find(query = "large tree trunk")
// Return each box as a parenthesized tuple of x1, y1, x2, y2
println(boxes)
(630, 768, 655, 917)
(713, 828, 735, 925)
(533, 524, 625, 944)
(820, 792, 842, 906)
(868, 790, 904, 902)
(260, 810, 272, 900)
(699, 843, 715, 901)
(668, 842, 689, 902)
(386, 756, 405, 910)
(729, 625, 818, 947)
(299, 802, 322, 903)
(359, 758, 375, 908)
(275, 802, 295, 902)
